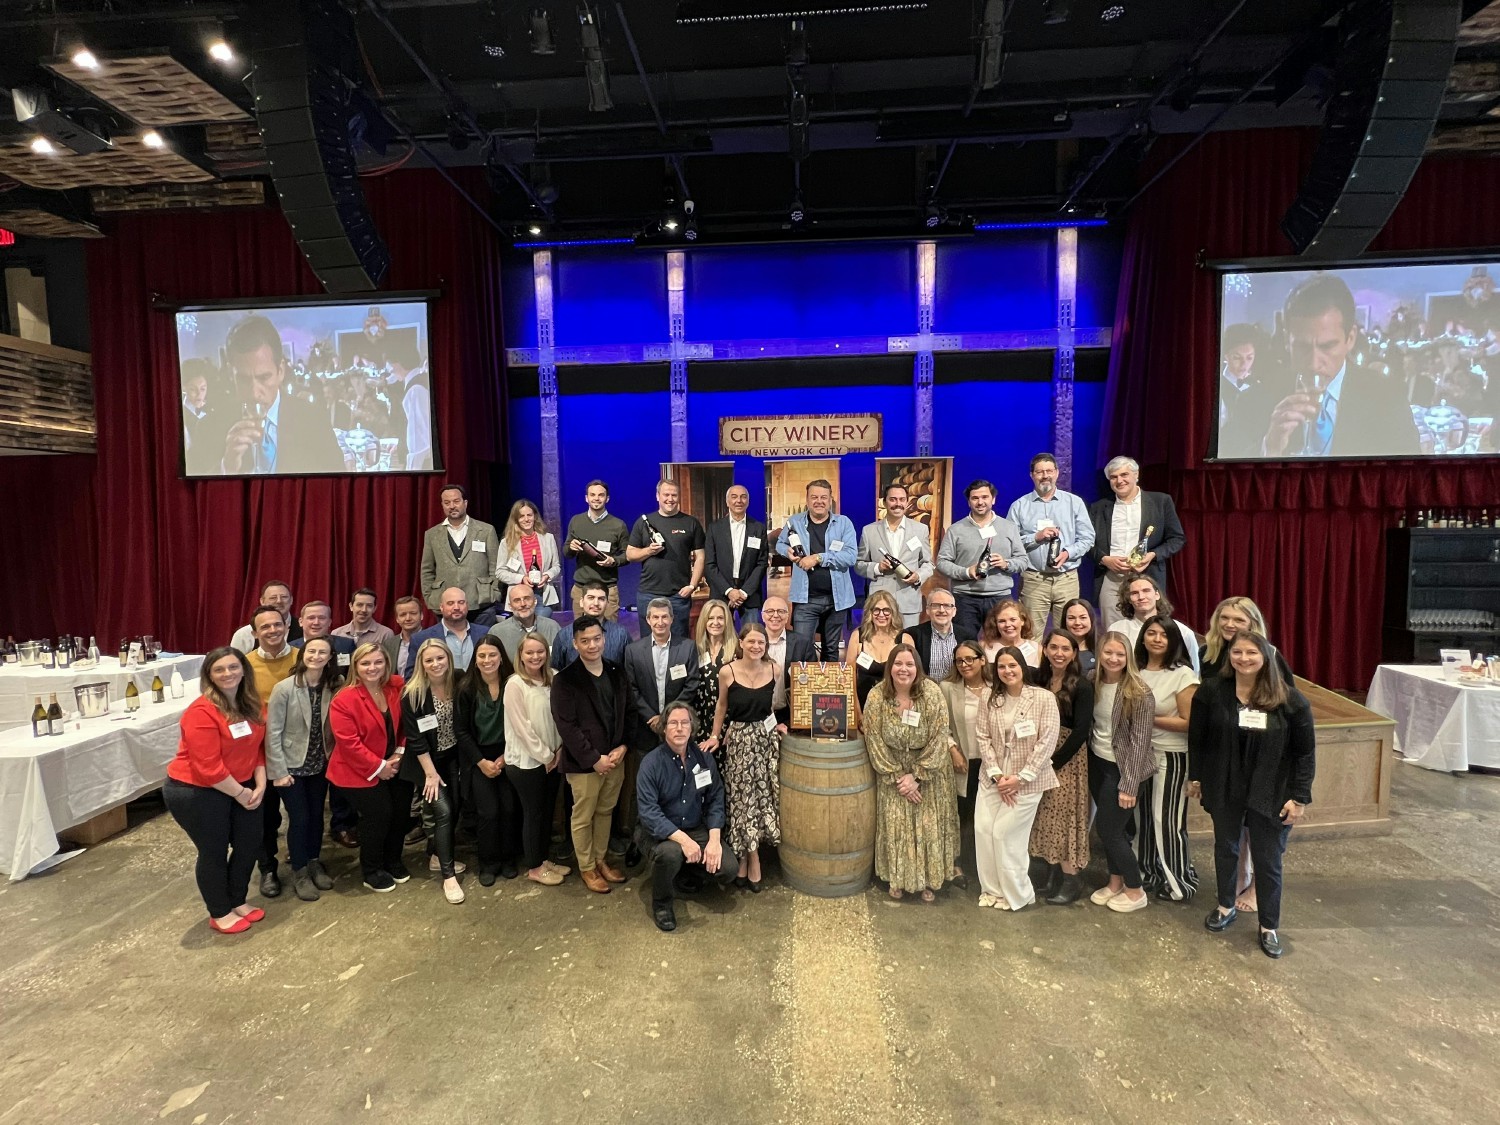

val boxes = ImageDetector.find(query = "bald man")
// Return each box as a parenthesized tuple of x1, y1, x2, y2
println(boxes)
(404, 586, 476, 677)
(760, 596, 817, 728)
(704, 484, 769, 627)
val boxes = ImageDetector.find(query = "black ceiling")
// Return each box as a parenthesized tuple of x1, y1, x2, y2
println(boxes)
(1, 0, 1498, 241)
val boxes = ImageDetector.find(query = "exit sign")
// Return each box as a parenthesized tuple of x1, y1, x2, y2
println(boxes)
(0, 228, 14, 247)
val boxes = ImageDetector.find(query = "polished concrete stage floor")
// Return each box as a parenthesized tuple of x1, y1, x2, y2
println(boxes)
(2, 763, 1497, 1125)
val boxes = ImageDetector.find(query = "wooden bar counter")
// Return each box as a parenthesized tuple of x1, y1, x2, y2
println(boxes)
(1187, 678, 1394, 839)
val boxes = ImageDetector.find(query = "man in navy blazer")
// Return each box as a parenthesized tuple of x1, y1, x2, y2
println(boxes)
(704, 485, 769, 627)
(1087, 457, 1186, 628)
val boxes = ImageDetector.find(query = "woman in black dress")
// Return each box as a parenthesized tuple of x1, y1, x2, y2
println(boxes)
(846, 589, 904, 708)
(692, 599, 737, 739)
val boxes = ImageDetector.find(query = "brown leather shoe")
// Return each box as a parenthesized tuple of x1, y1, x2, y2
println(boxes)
(332, 829, 359, 849)
(580, 867, 611, 894)
(597, 860, 627, 884)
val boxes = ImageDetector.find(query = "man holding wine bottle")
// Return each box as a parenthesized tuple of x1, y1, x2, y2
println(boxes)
(564, 480, 628, 621)
(778, 480, 860, 660)
(1006, 453, 1095, 638)
(704, 484, 770, 628)
(1087, 456, 1186, 628)
(936, 480, 1030, 643)
(856, 483, 935, 629)
(626, 479, 706, 642)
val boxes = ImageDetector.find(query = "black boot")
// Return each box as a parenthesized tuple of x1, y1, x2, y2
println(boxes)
(1046, 872, 1083, 905)
(1040, 863, 1062, 898)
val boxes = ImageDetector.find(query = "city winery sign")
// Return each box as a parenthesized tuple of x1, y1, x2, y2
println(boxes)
(719, 413, 884, 458)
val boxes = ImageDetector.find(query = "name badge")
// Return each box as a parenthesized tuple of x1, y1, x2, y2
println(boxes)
(417, 714, 439, 732)
(1015, 718, 1038, 739)
(906, 535, 924, 552)
(901, 709, 921, 727)
(337, 653, 351, 666)
(229, 720, 253, 739)
(472, 540, 487, 553)
(693, 767, 712, 790)
(979, 524, 996, 540)
(595, 539, 612, 553)
(1036, 519, 1056, 532)
(746, 536, 762, 549)
(1239, 709, 1268, 730)
(855, 651, 875, 669)
(762, 715, 778, 733)
(830, 540, 845, 552)
(669, 663, 687, 680)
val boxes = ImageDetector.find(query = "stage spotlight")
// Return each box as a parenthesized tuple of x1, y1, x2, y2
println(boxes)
(141, 130, 165, 149)
(530, 7, 555, 55)
(208, 39, 235, 63)
(1100, 4, 1126, 21)
(924, 203, 945, 229)
(789, 192, 806, 224)
(579, 4, 613, 112)
(71, 48, 99, 70)
(684, 217, 699, 241)
(528, 222, 544, 236)
(788, 89, 810, 161)
(663, 217, 680, 232)
(1040, 0, 1069, 24)
(30, 136, 56, 155)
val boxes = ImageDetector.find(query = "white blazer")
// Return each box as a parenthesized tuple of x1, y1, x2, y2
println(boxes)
(495, 532, 563, 607)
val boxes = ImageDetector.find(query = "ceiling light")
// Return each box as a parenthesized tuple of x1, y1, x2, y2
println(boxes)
(1100, 4, 1126, 21)
(528, 222, 544, 236)
(142, 130, 165, 149)
(30, 136, 56, 155)
(208, 39, 235, 63)
(530, 7, 556, 54)
(71, 49, 100, 70)
(579, 4, 612, 112)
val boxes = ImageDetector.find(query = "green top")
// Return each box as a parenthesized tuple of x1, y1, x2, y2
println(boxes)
(565, 512, 630, 588)
(473, 687, 506, 747)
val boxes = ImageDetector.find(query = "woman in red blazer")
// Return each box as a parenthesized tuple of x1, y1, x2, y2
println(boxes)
(328, 641, 411, 893)
(163, 647, 268, 934)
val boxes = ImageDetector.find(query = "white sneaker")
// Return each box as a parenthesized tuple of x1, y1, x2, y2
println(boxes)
(429, 855, 467, 875)
(1107, 891, 1149, 913)
(1089, 885, 1120, 906)
(978, 892, 997, 908)
(443, 878, 465, 904)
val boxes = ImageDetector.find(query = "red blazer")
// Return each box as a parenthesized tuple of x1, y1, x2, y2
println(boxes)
(327, 676, 406, 789)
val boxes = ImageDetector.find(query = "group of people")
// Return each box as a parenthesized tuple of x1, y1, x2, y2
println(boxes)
(164, 456, 1315, 954)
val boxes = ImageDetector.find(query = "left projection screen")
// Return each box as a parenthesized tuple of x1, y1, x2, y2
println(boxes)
(175, 298, 437, 478)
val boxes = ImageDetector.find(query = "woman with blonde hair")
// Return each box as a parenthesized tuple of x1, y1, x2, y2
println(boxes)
(400, 638, 466, 904)
(692, 599, 737, 739)
(1199, 595, 1292, 682)
(1087, 630, 1157, 913)
(496, 498, 562, 616)
(846, 588, 905, 707)
(502, 633, 571, 887)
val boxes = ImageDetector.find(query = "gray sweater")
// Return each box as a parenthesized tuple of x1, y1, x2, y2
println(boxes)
(935, 515, 1030, 596)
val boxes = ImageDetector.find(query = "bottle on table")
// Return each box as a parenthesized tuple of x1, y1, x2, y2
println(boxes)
(40, 639, 54, 669)
(31, 696, 47, 738)
(56, 637, 72, 669)
(87, 636, 100, 665)
(3, 636, 14, 664)
(151, 673, 165, 704)
(169, 668, 185, 699)
(124, 680, 140, 712)
(46, 693, 64, 736)
(117, 638, 129, 665)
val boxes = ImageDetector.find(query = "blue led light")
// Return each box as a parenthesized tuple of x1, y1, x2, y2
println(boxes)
(512, 237, 637, 248)
(974, 219, 1110, 231)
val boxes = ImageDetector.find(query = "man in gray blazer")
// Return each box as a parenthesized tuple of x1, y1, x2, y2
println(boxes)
(419, 484, 501, 616)
(621, 598, 701, 847)
(855, 482, 934, 629)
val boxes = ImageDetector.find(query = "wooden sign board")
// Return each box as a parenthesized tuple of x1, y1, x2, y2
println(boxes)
(720, 413, 883, 458)
(789, 661, 859, 735)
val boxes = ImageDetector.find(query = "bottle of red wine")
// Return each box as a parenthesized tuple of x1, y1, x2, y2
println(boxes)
(1046, 536, 1063, 569)
(787, 532, 807, 560)
(40, 639, 55, 669)
(882, 551, 914, 581)
(56, 636, 72, 669)
(975, 548, 992, 577)
(47, 693, 64, 736)
(576, 539, 608, 563)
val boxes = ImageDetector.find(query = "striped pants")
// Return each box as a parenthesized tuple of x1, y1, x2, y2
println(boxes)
(1134, 750, 1199, 901)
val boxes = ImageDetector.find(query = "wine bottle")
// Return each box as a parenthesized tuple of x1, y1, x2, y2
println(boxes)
(118, 638, 129, 665)
(576, 539, 608, 563)
(1128, 525, 1156, 569)
(787, 531, 807, 560)
(643, 517, 666, 549)
(169, 668, 185, 699)
(151, 673, 165, 704)
(31, 696, 47, 738)
(87, 636, 100, 665)
(40, 639, 54, 669)
(974, 548, 993, 577)
(882, 551, 914, 581)
(1046, 536, 1063, 569)
(56, 636, 72, 669)
(125, 680, 140, 712)
(47, 692, 64, 736)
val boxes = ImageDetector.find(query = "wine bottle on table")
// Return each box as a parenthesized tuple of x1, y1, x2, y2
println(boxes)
(1128, 526, 1156, 569)
(169, 668, 185, 699)
(56, 637, 72, 669)
(152, 674, 165, 704)
(40, 640, 54, 669)
(125, 680, 140, 712)
(117, 638, 129, 665)
(87, 636, 100, 665)
(46, 693, 64, 736)
(31, 696, 47, 738)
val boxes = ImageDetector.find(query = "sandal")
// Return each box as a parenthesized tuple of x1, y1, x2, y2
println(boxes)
(919, 889, 935, 903)
(889, 886, 904, 900)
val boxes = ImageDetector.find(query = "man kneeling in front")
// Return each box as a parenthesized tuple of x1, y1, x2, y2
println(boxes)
(636, 700, 738, 932)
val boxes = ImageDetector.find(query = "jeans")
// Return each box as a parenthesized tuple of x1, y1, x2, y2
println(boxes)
(953, 592, 1005, 644)
(535, 604, 555, 618)
(791, 593, 847, 660)
(642, 591, 693, 641)
(163, 777, 260, 918)
(506, 763, 561, 871)
(1210, 804, 1293, 931)
(418, 753, 462, 878)
(347, 778, 414, 881)
(1088, 753, 1143, 889)
(470, 761, 521, 873)
(279, 774, 329, 871)
(647, 825, 739, 906)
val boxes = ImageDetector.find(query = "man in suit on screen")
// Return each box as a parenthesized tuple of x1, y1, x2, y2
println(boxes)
(1246, 273, 1420, 459)
(196, 314, 345, 476)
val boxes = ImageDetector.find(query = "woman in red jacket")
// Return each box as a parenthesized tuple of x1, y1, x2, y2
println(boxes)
(328, 641, 412, 893)
(163, 647, 268, 934)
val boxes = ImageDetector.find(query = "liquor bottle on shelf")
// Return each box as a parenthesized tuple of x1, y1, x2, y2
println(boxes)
(882, 551, 915, 581)
(40, 639, 54, 669)
(46, 693, 64, 736)
(1128, 526, 1157, 569)
(31, 696, 47, 738)
(151, 673, 165, 704)
(787, 531, 807, 560)
(124, 680, 140, 712)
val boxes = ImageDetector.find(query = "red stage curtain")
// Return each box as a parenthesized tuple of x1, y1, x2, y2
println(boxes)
(0, 169, 506, 653)
(1103, 129, 1500, 690)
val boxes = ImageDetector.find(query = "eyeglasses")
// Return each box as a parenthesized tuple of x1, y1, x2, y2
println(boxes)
(955, 655, 982, 665)
(929, 603, 955, 611)
(870, 607, 893, 616)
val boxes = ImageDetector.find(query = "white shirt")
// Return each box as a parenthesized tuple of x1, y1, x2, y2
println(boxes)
(446, 516, 470, 548)
(729, 516, 747, 583)
(652, 638, 671, 711)
(766, 632, 788, 709)
(1108, 492, 1143, 557)
(1092, 680, 1118, 762)
(1140, 665, 1198, 755)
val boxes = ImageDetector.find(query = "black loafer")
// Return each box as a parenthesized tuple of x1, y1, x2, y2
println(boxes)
(652, 903, 677, 932)
(1259, 930, 1284, 959)
(259, 869, 282, 898)
(625, 843, 642, 868)
(1204, 906, 1237, 933)
(478, 870, 497, 888)
(499, 861, 519, 880)
(747, 879, 763, 894)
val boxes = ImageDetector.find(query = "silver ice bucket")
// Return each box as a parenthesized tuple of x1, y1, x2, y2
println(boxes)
(15, 641, 43, 666)
(74, 682, 110, 718)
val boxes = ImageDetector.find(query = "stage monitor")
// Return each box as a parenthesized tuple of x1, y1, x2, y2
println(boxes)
(1214, 259, 1499, 460)
(174, 295, 438, 478)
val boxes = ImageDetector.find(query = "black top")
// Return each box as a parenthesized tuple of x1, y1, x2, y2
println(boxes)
(723, 668, 774, 724)
(383, 709, 396, 757)
(806, 517, 833, 598)
(630, 511, 705, 594)
(399, 691, 458, 784)
(591, 666, 615, 728)
(1198, 643, 1295, 685)
(1030, 664, 1095, 769)
(855, 655, 886, 708)
(1187, 675, 1316, 819)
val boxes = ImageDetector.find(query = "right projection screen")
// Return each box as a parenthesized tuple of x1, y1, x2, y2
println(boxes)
(1215, 260, 1499, 460)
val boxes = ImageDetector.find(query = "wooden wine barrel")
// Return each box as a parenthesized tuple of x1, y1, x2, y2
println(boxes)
(778, 734, 876, 898)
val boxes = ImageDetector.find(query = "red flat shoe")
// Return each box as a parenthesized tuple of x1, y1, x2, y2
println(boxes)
(237, 908, 266, 923)
(208, 916, 252, 934)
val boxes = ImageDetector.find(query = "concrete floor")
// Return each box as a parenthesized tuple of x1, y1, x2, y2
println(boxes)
(1, 763, 1498, 1125)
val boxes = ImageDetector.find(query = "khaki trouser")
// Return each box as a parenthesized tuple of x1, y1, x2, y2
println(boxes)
(1019, 570, 1079, 638)
(567, 767, 625, 872)
(570, 583, 620, 621)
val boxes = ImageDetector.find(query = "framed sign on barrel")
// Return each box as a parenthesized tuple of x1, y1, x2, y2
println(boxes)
(788, 660, 858, 735)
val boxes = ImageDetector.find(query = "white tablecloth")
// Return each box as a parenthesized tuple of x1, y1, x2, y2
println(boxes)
(1365, 664, 1500, 772)
(0, 654, 203, 732)
(0, 687, 199, 879)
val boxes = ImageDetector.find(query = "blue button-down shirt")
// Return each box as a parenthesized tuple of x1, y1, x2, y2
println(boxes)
(636, 742, 726, 840)
(1006, 490, 1095, 574)
(776, 511, 859, 611)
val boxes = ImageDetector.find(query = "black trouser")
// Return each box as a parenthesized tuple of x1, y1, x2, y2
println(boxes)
(418, 753, 462, 878)
(163, 777, 260, 918)
(792, 593, 848, 660)
(1088, 753, 1142, 889)
(258, 784, 283, 874)
(612, 743, 648, 840)
(347, 778, 414, 881)
(279, 774, 328, 871)
(506, 762, 561, 871)
(470, 760, 522, 873)
(1210, 804, 1293, 931)
(647, 826, 739, 906)
(328, 784, 357, 835)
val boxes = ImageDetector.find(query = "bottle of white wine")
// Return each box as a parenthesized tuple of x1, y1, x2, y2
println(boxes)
(169, 668, 185, 699)
(125, 680, 141, 712)
(1128, 525, 1156, 569)
(152, 674, 165, 704)
(31, 696, 47, 738)
(46, 693, 64, 736)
